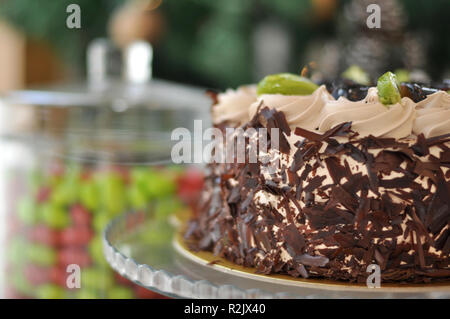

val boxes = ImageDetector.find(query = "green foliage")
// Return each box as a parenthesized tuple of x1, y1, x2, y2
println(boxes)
(189, 13, 252, 87)
(258, 0, 312, 23)
(398, 0, 450, 79)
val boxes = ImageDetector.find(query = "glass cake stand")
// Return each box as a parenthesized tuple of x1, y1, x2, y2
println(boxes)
(103, 210, 450, 299)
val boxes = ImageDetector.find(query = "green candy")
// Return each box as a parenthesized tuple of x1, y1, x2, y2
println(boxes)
(146, 171, 176, 198)
(50, 166, 81, 205)
(11, 270, 34, 296)
(88, 235, 108, 266)
(98, 172, 126, 217)
(17, 197, 37, 226)
(127, 167, 178, 202)
(75, 289, 99, 299)
(28, 169, 44, 193)
(41, 203, 70, 229)
(131, 167, 150, 190)
(79, 180, 99, 211)
(93, 212, 110, 233)
(27, 243, 56, 266)
(342, 65, 370, 85)
(50, 182, 78, 206)
(128, 185, 148, 210)
(35, 284, 66, 299)
(107, 287, 134, 299)
(81, 268, 114, 290)
(256, 73, 319, 96)
(377, 71, 401, 105)
(7, 239, 29, 265)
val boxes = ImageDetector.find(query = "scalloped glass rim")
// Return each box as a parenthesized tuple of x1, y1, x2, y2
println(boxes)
(102, 211, 286, 299)
(103, 211, 450, 299)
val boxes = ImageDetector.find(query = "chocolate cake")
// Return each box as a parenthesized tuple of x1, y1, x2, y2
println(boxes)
(185, 73, 450, 283)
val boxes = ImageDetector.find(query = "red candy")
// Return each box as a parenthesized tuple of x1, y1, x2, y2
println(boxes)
(59, 225, 94, 246)
(6, 216, 22, 239)
(29, 225, 60, 246)
(114, 273, 134, 287)
(49, 266, 67, 287)
(70, 204, 92, 226)
(24, 264, 50, 285)
(36, 186, 52, 203)
(57, 247, 92, 268)
(176, 168, 204, 203)
(134, 286, 170, 299)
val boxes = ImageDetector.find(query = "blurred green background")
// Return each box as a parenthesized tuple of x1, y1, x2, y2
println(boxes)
(0, 0, 448, 89)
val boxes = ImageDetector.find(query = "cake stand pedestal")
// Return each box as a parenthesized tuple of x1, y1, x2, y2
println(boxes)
(103, 210, 450, 299)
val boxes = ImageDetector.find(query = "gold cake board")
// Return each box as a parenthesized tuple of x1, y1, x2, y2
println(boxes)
(174, 228, 450, 294)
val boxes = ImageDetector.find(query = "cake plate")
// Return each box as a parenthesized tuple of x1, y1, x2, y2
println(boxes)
(103, 210, 450, 299)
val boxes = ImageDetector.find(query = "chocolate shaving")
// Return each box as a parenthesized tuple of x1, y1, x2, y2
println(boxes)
(258, 107, 290, 154)
(412, 134, 430, 156)
(282, 224, 306, 256)
(294, 254, 329, 267)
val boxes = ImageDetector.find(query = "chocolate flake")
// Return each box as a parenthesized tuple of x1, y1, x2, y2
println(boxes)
(282, 224, 306, 257)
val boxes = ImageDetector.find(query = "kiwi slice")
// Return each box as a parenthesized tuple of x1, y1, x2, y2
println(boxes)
(377, 71, 401, 105)
(257, 73, 319, 96)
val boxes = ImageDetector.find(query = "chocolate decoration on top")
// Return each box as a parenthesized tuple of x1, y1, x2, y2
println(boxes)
(322, 78, 450, 103)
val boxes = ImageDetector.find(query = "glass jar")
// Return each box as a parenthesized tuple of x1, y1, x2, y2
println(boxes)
(0, 79, 209, 298)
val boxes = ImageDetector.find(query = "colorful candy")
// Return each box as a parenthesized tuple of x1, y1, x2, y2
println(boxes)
(6, 163, 204, 299)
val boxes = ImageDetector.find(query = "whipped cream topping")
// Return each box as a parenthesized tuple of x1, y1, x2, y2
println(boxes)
(318, 87, 416, 139)
(213, 84, 450, 139)
(413, 90, 450, 138)
(248, 85, 334, 131)
(212, 85, 257, 126)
